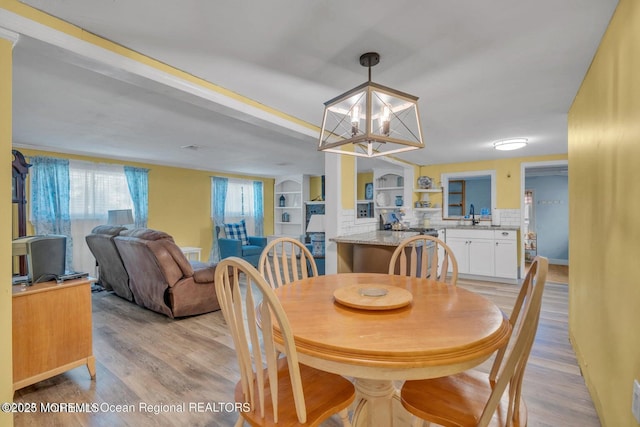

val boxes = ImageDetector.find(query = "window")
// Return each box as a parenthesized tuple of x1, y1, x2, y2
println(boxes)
(69, 160, 134, 275)
(442, 170, 496, 219)
(225, 180, 254, 220)
(212, 177, 263, 235)
(69, 160, 133, 220)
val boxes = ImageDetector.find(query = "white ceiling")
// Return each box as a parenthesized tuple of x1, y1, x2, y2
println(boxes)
(7, 0, 618, 177)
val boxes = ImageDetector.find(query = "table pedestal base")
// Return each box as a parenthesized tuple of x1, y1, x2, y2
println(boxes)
(351, 379, 415, 427)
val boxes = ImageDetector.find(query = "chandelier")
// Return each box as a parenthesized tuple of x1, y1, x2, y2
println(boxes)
(318, 52, 424, 158)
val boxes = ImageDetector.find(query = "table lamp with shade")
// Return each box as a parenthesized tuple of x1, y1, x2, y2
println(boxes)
(107, 209, 134, 228)
(306, 214, 325, 256)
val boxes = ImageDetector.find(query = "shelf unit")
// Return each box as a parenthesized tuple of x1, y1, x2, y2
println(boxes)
(448, 180, 466, 216)
(374, 170, 409, 214)
(413, 188, 442, 213)
(524, 232, 537, 262)
(273, 175, 309, 240)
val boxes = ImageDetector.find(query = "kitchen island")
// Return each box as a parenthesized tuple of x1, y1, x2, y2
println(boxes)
(331, 226, 520, 279)
(331, 230, 429, 273)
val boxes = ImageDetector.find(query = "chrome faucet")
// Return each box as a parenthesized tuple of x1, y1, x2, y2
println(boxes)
(470, 204, 479, 225)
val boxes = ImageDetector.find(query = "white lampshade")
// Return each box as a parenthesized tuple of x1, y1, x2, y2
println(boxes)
(306, 214, 325, 233)
(107, 209, 134, 226)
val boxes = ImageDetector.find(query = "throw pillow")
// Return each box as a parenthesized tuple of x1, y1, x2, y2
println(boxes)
(224, 219, 250, 246)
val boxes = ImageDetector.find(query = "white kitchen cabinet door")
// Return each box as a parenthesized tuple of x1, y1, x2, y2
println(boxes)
(468, 239, 495, 276)
(446, 237, 470, 274)
(494, 239, 518, 279)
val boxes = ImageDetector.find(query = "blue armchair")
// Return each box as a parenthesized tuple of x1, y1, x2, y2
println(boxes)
(216, 226, 267, 267)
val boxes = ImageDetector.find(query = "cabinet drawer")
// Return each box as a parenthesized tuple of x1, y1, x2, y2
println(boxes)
(494, 229, 517, 241)
(446, 228, 494, 239)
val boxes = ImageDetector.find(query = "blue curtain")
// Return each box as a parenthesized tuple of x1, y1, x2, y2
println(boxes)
(124, 166, 149, 228)
(30, 156, 73, 272)
(210, 177, 228, 262)
(253, 180, 264, 236)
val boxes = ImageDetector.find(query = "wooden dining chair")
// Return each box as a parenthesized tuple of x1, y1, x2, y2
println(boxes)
(214, 257, 354, 426)
(388, 235, 459, 285)
(400, 256, 549, 427)
(258, 237, 318, 289)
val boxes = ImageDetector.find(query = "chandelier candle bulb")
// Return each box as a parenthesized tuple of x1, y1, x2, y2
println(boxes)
(351, 105, 360, 136)
(381, 105, 391, 136)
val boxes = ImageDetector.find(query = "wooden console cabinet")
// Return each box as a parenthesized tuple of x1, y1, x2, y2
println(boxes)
(12, 278, 96, 391)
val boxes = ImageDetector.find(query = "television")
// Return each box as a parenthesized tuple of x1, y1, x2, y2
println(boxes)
(12, 235, 66, 284)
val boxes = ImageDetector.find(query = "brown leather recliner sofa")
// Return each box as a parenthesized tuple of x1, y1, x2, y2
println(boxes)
(113, 228, 220, 318)
(85, 225, 134, 301)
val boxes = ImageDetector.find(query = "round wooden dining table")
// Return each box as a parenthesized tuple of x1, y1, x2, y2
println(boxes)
(271, 273, 511, 427)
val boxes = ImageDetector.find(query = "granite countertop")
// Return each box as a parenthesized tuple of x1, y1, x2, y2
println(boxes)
(332, 226, 520, 247)
(444, 225, 520, 231)
(331, 231, 422, 246)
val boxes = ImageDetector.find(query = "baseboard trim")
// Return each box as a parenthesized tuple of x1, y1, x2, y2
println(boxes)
(458, 273, 518, 285)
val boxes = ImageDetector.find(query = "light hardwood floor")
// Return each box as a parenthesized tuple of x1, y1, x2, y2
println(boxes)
(14, 273, 599, 427)
(526, 262, 569, 284)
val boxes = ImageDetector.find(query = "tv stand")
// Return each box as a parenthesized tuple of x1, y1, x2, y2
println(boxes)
(12, 277, 96, 391)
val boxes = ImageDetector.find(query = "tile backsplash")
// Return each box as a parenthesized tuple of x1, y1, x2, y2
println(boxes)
(420, 208, 521, 229)
(495, 209, 521, 227)
(331, 208, 521, 236)
(338, 209, 378, 235)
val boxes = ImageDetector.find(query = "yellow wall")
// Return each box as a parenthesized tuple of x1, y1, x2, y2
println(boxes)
(309, 175, 323, 201)
(341, 155, 355, 209)
(418, 154, 568, 209)
(568, 1, 639, 426)
(1, 37, 14, 427)
(16, 148, 275, 258)
(338, 153, 567, 219)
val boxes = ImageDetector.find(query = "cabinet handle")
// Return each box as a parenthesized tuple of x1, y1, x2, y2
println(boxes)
(502, 232, 509, 236)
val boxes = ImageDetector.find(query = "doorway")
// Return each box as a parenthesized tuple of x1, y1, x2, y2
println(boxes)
(520, 160, 569, 279)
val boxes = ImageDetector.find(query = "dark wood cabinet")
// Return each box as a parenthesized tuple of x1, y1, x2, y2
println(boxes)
(12, 149, 31, 275)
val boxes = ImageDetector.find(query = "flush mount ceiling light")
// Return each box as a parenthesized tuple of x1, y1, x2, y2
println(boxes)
(493, 138, 528, 151)
(318, 52, 424, 158)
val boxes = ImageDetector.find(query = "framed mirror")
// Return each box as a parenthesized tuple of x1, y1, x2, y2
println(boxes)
(441, 170, 496, 220)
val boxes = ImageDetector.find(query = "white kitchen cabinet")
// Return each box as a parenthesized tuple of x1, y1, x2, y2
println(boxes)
(446, 228, 517, 281)
(436, 229, 447, 269)
(468, 238, 495, 276)
(446, 229, 494, 276)
(494, 229, 518, 279)
(446, 237, 470, 273)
